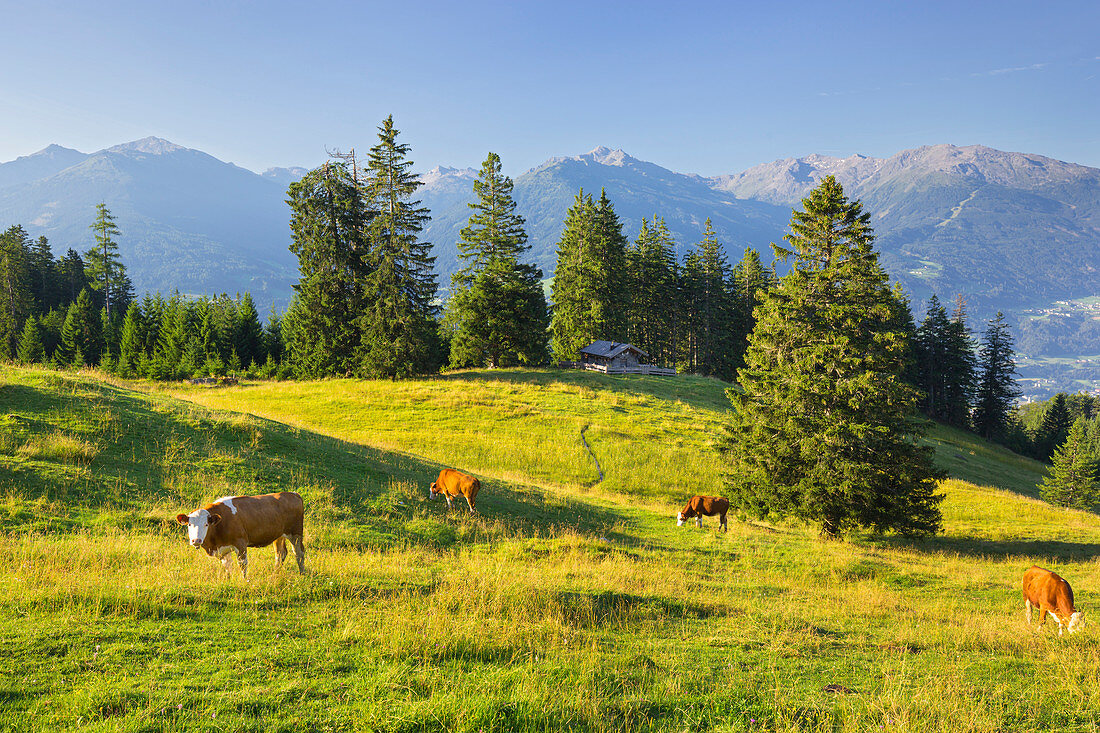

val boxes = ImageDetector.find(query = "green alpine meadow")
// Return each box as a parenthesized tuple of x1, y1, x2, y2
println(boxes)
(2, 363, 1098, 732)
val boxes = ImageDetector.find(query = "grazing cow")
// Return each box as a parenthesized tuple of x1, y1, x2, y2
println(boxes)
(429, 468, 480, 513)
(176, 492, 305, 578)
(1022, 565, 1084, 636)
(677, 495, 729, 532)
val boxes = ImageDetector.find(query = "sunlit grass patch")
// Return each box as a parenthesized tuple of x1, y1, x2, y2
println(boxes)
(16, 433, 98, 464)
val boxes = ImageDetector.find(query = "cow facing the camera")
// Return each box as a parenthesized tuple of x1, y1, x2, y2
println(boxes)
(176, 492, 305, 578)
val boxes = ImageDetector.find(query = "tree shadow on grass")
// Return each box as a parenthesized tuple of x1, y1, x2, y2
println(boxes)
(875, 534, 1100, 562)
(0, 375, 629, 546)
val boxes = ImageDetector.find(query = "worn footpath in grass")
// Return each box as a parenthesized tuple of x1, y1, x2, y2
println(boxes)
(2, 365, 1099, 732)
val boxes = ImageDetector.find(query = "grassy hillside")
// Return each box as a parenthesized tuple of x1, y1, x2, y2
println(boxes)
(2, 366, 1098, 732)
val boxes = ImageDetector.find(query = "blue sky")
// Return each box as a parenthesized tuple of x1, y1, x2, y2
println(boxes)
(2, 0, 1098, 176)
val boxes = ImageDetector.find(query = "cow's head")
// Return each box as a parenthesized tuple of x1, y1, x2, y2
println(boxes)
(428, 481, 439, 500)
(677, 511, 685, 527)
(1068, 611, 1086, 634)
(176, 509, 221, 547)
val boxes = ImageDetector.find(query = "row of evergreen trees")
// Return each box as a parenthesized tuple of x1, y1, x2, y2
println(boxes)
(1, 206, 136, 363)
(911, 294, 1021, 444)
(16, 289, 281, 379)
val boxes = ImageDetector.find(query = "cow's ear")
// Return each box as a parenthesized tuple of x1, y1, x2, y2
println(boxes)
(207, 514, 221, 526)
(176, 514, 189, 525)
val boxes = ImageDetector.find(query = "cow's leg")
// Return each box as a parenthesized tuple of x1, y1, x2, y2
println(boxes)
(275, 536, 288, 566)
(465, 495, 476, 514)
(445, 496, 454, 511)
(215, 546, 235, 576)
(1053, 614, 1065, 637)
(292, 535, 306, 573)
(1025, 599, 1033, 625)
(720, 514, 727, 532)
(696, 516, 702, 528)
(1037, 608, 1047, 630)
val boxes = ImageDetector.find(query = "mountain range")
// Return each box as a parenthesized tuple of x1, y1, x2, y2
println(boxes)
(0, 137, 297, 307)
(2, 138, 1099, 355)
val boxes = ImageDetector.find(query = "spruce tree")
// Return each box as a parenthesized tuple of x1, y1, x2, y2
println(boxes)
(593, 190, 630, 341)
(0, 225, 33, 359)
(57, 249, 88, 308)
(264, 308, 284, 364)
(446, 152, 548, 368)
(730, 247, 773, 371)
(16, 316, 46, 364)
(86, 204, 126, 318)
(549, 189, 630, 360)
(972, 312, 1021, 442)
(549, 192, 600, 360)
(234, 292, 265, 367)
(118, 303, 145, 377)
(941, 297, 977, 428)
(1040, 416, 1099, 510)
(29, 235, 57, 312)
(1037, 393, 1074, 461)
(626, 217, 678, 365)
(59, 289, 102, 366)
(39, 308, 65, 362)
(719, 176, 943, 537)
(286, 158, 370, 376)
(683, 219, 736, 379)
(359, 116, 439, 378)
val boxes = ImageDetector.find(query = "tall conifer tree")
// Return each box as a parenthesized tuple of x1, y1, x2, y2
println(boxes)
(549, 192, 600, 360)
(446, 152, 548, 368)
(0, 225, 33, 358)
(683, 219, 736, 378)
(719, 176, 942, 537)
(730, 247, 773, 370)
(593, 190, 630, 341)
(626, 217, 678, 365)
(972, 312, 1021, 442)
(359, 116, 439, 378)
(85, 204, 126, 317)
(287, 159, 371, 376)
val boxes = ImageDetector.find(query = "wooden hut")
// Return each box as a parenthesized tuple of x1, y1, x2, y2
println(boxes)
(575, 341, 676, 375)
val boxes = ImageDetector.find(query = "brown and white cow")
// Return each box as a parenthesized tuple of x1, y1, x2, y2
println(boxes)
(176, 492, 305, 578)
(677, 495, 729, 532)
(1022, 565, 1084, 636)
(428, 468, 480, 513)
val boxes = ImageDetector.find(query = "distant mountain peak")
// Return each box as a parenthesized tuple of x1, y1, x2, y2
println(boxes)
(29, 143, 84, 158)
(106, 136, 188, 155)
(420, 165, 478, 186)
(583, 146, 634, 166)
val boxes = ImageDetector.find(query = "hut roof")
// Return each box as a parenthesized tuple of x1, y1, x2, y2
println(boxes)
(578, 340, 649, 359)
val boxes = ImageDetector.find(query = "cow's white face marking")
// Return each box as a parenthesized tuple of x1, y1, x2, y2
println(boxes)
(186, 509, 211, 546)
(214, 496, 238, 514)
(1069, 611, 1085, 634)
(677, 513, 684, 527)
